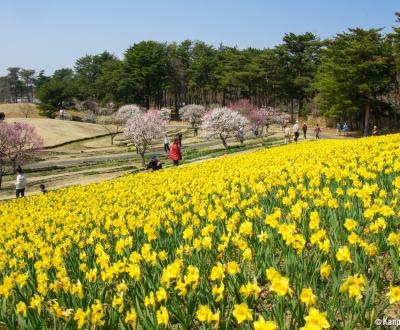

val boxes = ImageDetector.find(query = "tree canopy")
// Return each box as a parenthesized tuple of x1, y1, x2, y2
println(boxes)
(1, 13, 398, 133)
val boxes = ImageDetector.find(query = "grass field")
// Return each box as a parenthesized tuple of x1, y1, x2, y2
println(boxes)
(4, 118, 110, 147)
(0, 103, 41, 118)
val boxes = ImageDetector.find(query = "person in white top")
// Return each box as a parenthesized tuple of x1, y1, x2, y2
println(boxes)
(163, 134, 170, 153)
(293, 120, 300, 143)
(60, 109, 64, 120)
(15, 166, 27, 198)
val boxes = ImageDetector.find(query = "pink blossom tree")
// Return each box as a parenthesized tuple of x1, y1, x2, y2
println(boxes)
(0, 123, 12, 190)
(201, 107, 248, 149)
(179, 104, 206, 133)
(230, 99, 267, 136)
(0, 122, 43, 189)
(124, 110, 165, 167)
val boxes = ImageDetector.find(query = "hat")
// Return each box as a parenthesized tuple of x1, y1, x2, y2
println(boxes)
(296, 120, 299, 123)
(151, 155, 157, 160)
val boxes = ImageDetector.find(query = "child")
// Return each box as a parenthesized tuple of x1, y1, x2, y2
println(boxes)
(15, 167, 27, 198)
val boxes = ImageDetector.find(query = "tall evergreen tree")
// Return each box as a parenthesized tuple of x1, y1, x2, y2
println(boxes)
(315, 28, 393, 135)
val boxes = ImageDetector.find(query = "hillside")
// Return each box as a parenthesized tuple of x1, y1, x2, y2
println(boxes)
(0, 103, 41, 118)
(4, 118, 110, 147)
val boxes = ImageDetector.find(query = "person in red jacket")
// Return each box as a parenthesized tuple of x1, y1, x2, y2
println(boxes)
(169, 136, 182, 166)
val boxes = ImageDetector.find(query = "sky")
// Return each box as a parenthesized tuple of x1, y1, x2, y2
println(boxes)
(1, 0, 399, 75)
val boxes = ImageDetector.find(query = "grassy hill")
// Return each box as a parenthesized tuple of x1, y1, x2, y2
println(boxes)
(4, 118, 110, 147)
(0, 103, 41, 118)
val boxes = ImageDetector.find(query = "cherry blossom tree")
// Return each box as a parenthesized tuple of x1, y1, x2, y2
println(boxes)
(160, 107, 172, 123)
(0, 123, 12, 190)
(201, 107, 248, 149)
(117, 104, 144, 121)
(0, 122, 43, 189)
(230, 99, 267, 136)
(95, 104, 125, 145)
(124, 110, 165, 167)
(263, 106, 290, 124)
(179, 104, 206, 132)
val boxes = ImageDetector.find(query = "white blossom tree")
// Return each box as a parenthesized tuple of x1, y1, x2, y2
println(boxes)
(179, 104, 206, 132)
(160, 107, 172, 123)
(124, 110, 165, 167)
(97, 107, 125, 145)
(263, 106, 290, 124)
(201, 107, 248, 149)
(117, 104, 144, 121)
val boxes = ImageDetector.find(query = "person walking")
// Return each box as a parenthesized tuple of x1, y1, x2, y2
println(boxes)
(169, 136, 182, 166)
(237, 126, 244, 144)
(284, 124, 291, 144)
(336, 122, 341, 136)
(314, 124, 321, 139)
(59, 109, 65, 120)
(302, 122, 308, 139)
(372, 125, 378, 136)
(15, 166, 27, 198)
(178, 132, 183, 147)
(293, 120, 300, 143)
(193, 125, 198, 137)
(163, 134, 170, 153)
(343, 123, 349, 137)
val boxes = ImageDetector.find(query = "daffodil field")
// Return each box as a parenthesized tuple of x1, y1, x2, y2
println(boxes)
(1, 135, 400, 329)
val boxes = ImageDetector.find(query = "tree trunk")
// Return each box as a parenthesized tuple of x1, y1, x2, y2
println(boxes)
(363, 102, 370, 136)
(219, 134, 228, 149)
(140, 152, 146, 168)
(174, 93, 178, 116)
(290, 98, 294, 122)
(110, 134, 115, 145)
(298, 98, 303, 117)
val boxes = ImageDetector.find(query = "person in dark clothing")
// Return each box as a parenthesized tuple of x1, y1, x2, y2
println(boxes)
(302, 123, 307, 139)
(314, 124, 321, 139)
(147, 155, 163, 171)
(178, 132, 183, 147)
(39, 184, 47, 194)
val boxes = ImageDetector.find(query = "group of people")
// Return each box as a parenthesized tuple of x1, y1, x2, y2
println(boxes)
(13, 132, 184, 199)
(147, 132, 183, 171)
(14, 166, 46, 198)
(283, 121, 322, 143)
(336, 122, 349, 136)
